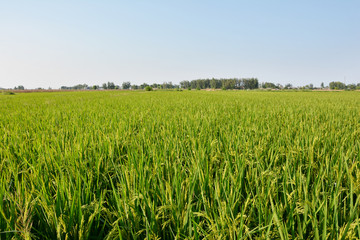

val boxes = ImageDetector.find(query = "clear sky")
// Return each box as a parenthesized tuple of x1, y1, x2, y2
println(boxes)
(0, 1, 359, 89)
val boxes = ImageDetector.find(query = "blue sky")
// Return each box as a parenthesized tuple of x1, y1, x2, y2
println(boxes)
(0, 1, 359, 89)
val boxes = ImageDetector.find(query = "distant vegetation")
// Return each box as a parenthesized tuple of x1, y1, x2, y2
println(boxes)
(14, 85, 24, 90)
(329, 81, 360, 90)
(179, 78, 259, 89)
(145, 86, 153, 91)
(4, 80, 360, 91)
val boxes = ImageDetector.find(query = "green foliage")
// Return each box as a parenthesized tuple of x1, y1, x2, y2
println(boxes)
(347, 84, 357, 90)
(181, 78, 259, 90)
(131, 84, 139, 90)
(329, 81, 346, 90)
(61, 84, 88, 90)
(0, 91, 360, 239)
(14, 85, 25, 90)
(122, 81, 131, 89)
(262, 82, 278, 89)
(145, 86, 153, 91)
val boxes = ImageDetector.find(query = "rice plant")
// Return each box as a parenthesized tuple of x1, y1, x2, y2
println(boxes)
(0, 90, 359, 239)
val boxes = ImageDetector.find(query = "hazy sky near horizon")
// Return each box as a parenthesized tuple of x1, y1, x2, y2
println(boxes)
(1, 1, 359, 89)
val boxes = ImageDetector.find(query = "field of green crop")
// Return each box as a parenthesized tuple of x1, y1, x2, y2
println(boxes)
(0, 90, 359, 239)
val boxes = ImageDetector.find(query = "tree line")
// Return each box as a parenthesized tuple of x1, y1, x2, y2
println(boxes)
(58, 78, 259, 90)
(8, 80, 360, 91)
(329, 82, 360, 90)
(179, 78, 259, 90)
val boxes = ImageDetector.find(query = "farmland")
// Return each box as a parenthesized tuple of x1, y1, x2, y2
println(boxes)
(0, 90, 360, 239)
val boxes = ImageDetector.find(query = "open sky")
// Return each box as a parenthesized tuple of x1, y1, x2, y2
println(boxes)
(0, 1, 359, 89)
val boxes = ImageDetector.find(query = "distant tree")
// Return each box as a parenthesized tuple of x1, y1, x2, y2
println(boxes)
(131, 85, 139, 90)
(151, 83, 160, 89)
(262, 82, 277, 89)
(222, 79, 236, 90)
(243, 78, 259, 89)
(15, 85, 25, 90)
(61, 84, 88, 90)
(162, 82, 174, 89)
(92, 85, 99, 90)
(190, 80, 197, 89)
(106, 82, 115, 89)
(140, 83, 149, 89)
(329, 81, 346, 90)
(145, 86, 153, 91)
(347, 84, 356, 90)
(122, 82, 131, 89)
(210, 78, 221, 89)
(73, 84, 88, 89)
(210, 79, 217, 89)
(185, 78, 260, 90)
(180, 80, 190, 89)
(284, 84, 292, 89)
(102, 83, 108, 89)
(321, 82, 324, 88)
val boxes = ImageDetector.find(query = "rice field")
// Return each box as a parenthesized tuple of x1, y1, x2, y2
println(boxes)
(0, 90, 359, 239)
